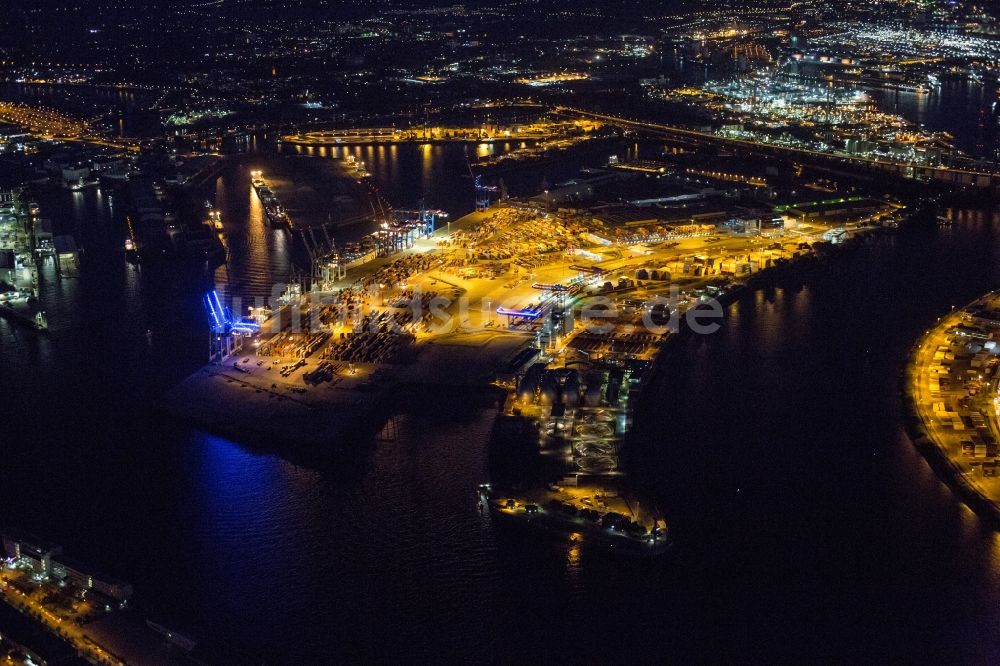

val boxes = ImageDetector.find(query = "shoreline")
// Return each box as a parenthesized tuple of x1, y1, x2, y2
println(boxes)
(902, 293, 1000, 528)
(483, 224, 888, 552)
(162, 204, 897, 464)
(0, 301, 46, 332)
(159, 329, 525, 458)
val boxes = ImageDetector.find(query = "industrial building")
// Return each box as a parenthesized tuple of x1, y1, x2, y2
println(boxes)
(2, 531, 133, 606)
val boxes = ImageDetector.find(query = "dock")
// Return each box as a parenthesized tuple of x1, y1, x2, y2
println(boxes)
(164, 200, 894, 464)
(162, 329, 528, 450)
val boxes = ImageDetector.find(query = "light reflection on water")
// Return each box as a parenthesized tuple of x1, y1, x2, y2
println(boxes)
(5, 138, 1000, 660)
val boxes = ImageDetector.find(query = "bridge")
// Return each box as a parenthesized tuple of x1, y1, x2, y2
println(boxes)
(553, 106, 1000, 192)
(0, 101, 139, 151)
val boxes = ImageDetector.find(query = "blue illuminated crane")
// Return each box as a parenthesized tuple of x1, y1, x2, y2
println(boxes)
(204, 289, 261, 361)
(474, 175, 499, 211)
(464, 147, 499, 211)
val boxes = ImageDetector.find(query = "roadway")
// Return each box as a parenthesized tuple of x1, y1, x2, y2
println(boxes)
(0, 101, 137, 151)
(553, 106, 1000, 187)
(0, 565, 124, 665)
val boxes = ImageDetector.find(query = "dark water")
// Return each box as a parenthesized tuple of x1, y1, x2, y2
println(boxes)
(218, 140, 640, 302)
(634, 214, 1000, 663)
(280, 139, 628, 218)
(867, 81, 999, 160)
(5, 144, 1000, 661)
(0, 82, 164, 137)
(209, 163, 295, 301)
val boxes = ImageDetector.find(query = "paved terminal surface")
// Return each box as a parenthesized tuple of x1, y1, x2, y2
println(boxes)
(163, 328, 528, 448)
(908, 292, 1000, 516)
(167, 204, 890, 450)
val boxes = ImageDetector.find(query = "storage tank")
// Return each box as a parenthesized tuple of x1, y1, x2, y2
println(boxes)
(540, 372, 560, 405)
(606, 369, 624, 406)
(563, 371, 581, 408)
(517, 365, 543, 403)
(583, 373, 604, 407)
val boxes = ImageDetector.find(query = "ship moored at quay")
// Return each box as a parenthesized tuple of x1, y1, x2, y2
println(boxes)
(250, 170, 292, 228)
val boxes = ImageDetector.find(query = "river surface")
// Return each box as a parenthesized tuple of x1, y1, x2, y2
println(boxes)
(867, 80, 999, 160)
(3, 87, 1000, 661)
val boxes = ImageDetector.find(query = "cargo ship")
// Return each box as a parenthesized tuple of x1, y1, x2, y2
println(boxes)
(250, 171, 291, 228)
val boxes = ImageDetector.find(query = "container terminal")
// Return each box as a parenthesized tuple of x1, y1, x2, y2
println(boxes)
(163, 167, 904, 550)
(906, 291, 1000, 527)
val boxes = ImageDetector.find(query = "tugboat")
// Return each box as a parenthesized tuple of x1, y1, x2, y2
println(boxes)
(124, 237, 139, 262)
